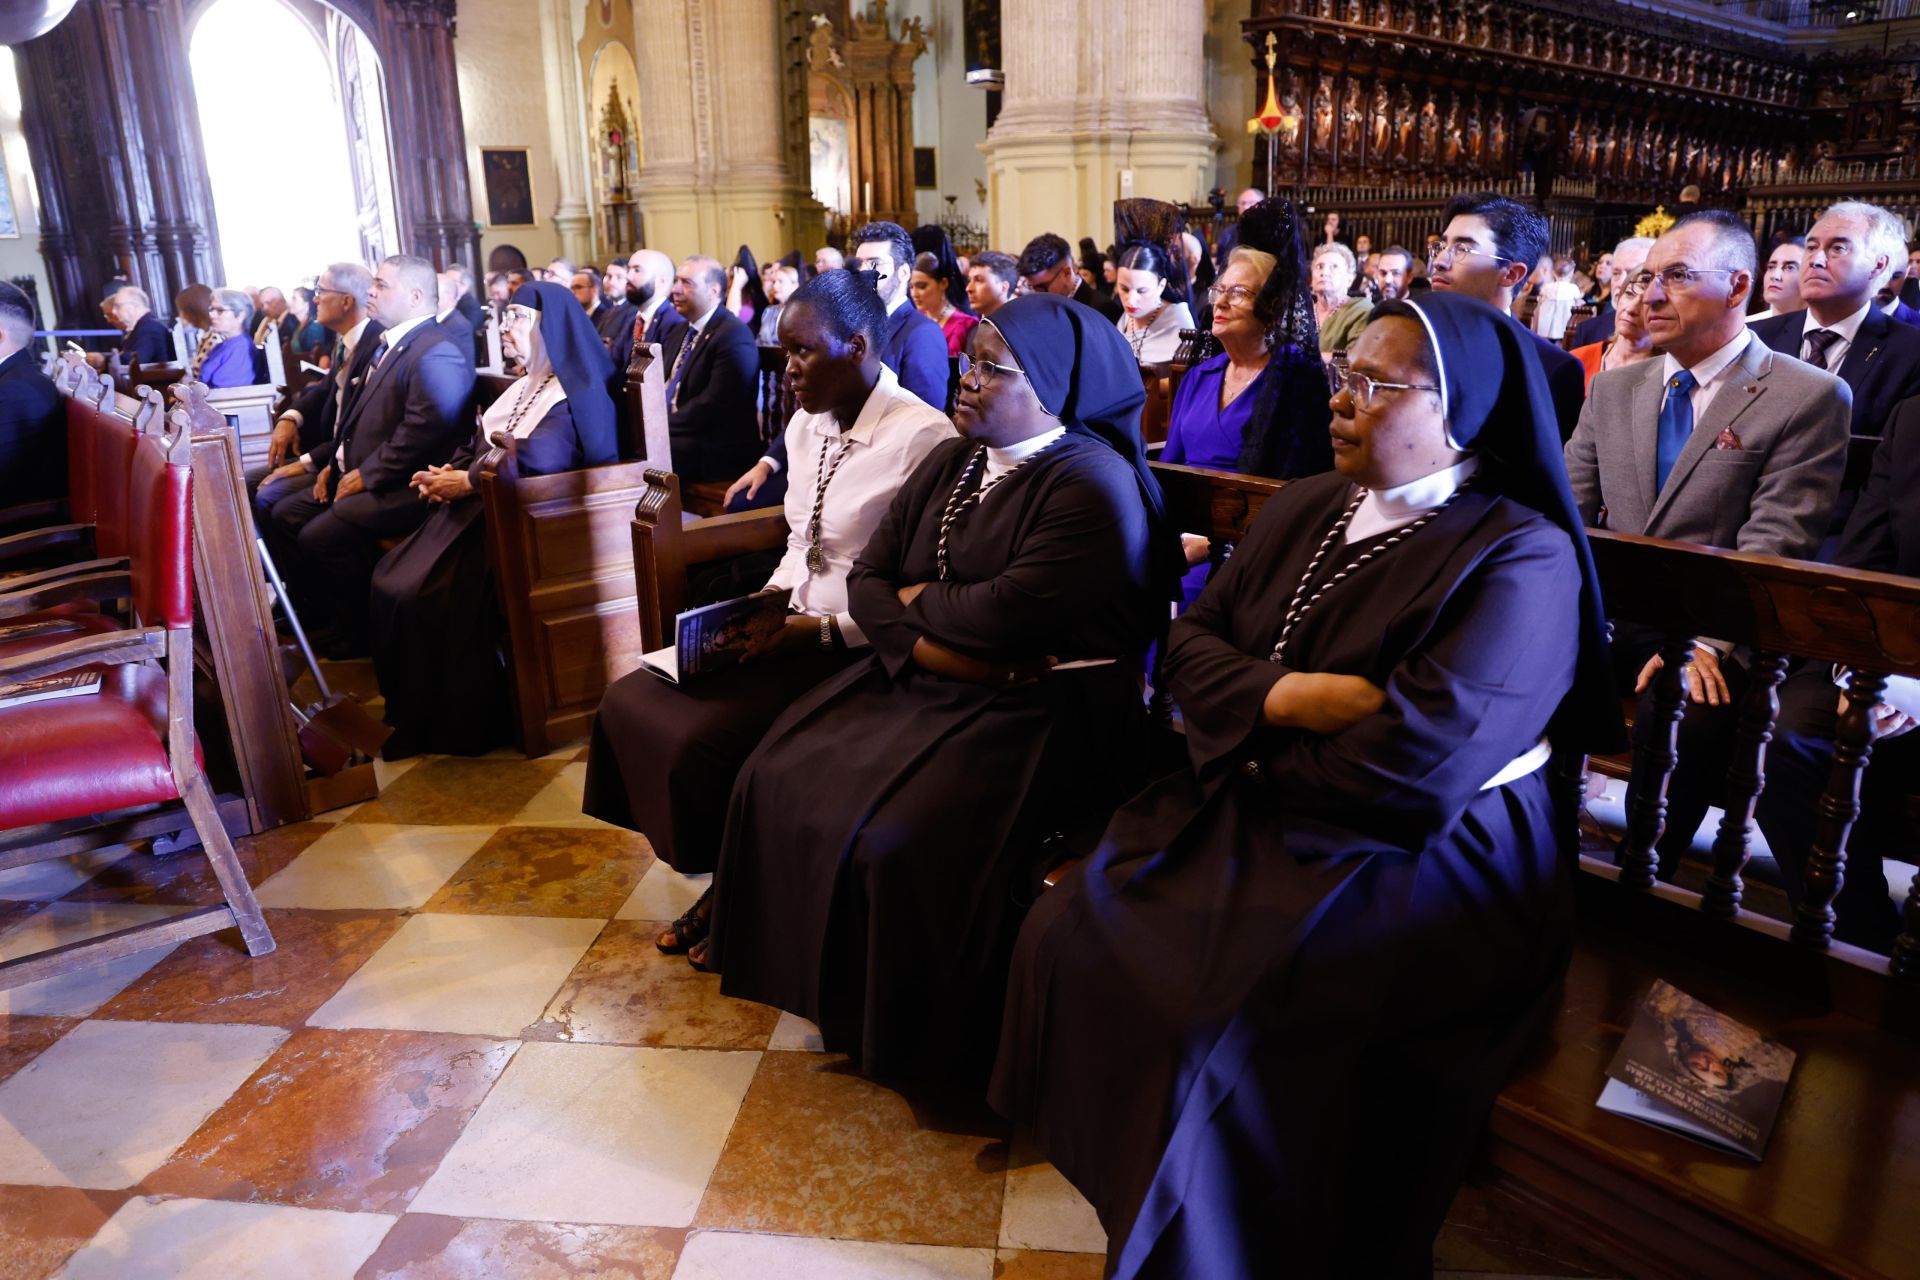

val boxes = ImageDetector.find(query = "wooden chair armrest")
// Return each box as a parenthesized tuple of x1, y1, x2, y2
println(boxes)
(681, 508, 790, 564)
(0, 557, 130, 596)
(0, 500, 66, 536)
(0, 569, 130, 620)
(0, 627, 164, 684)
(0, 523, 92, 565)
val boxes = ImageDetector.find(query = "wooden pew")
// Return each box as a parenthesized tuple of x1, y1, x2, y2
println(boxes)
(475, 344, 673, 756)
(629, 471, 788, 652)
(1151, 459, 1920, 1278)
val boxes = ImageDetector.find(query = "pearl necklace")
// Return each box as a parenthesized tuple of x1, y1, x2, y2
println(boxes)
(936, 439, 1063, 580)
(1269, 479, 1475, 664)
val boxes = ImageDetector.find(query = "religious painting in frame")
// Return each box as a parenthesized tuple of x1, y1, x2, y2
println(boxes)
(913, 146, 937, 189)
(480, 147, 537, 228)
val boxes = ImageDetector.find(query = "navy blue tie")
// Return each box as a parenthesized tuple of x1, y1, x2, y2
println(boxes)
(1655, 368, 1697, 493)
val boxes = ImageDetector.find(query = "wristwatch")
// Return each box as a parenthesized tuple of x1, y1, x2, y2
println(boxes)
(819, 615, 834, 649)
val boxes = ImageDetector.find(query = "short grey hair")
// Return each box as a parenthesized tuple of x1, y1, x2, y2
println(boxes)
(321, 262, 373, 307)
(1312, 242, 1358, 276)
(444, 263, 473, 292)
(212, 287, 253, 325)
(1822, 200, 1911, 288)
(1227, 246, 1277, 282)
(1611, 236, 1655, 261)
(109, 285, 152, 312)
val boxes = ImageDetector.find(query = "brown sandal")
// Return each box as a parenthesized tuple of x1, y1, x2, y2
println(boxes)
(655, 887, 714, 955)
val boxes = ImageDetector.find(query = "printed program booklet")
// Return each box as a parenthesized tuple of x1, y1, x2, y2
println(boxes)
(0, 670, 103, 710)
(639, 588, 795, 685)
(1596, 979, 1796, 1161)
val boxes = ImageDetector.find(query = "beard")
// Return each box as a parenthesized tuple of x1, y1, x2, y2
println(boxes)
(625, 280, 655, 308)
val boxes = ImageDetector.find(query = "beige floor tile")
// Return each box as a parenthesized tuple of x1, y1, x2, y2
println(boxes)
(508, 763, 606, 828)
(615, 864, 710, 924)
(356, 1214, 684, 1278)
(998, 1159, 1106, 1255)
(58, 1195, 396, 1280)
(0, 902, 192, 1018)
(0, 847, 128, 902)
(671, 1231, 995, 1280)
(307, 914, 601, 1037)
(696, 1051, 1006, 1247)
(254, 824, 495, 911)
(0, 1020, 286, 1188)
(410, 1043, 758, 1227)
(374, 756, 425, 790)
(765, 1012, 824, 1053)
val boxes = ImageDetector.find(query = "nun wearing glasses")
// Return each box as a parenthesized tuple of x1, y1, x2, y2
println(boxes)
(992, 292, 1623, 1280)
(705, 293, 1178, 1087)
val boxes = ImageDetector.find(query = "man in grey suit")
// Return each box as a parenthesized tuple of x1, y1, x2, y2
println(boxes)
(267, 254, 476, 655)
(1566, 209, 1851, 877)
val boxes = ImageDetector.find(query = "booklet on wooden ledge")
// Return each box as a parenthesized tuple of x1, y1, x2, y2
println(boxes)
(639, 588, 795, 685)
(1596, 979, 1795, 1162)
(0, 670, 104, 710)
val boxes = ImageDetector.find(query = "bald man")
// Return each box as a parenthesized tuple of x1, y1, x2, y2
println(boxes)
(621, 247, 686, 369)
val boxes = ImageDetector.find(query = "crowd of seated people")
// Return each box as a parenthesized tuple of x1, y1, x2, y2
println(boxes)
(11, 185, 1919, 1279)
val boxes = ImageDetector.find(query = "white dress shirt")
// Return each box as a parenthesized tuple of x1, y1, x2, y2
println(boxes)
(293, 316, 372, 469)
(1661, 327, 1753, 425)
(1798, 299, 1872, 372)
(762, 365, 956, 647)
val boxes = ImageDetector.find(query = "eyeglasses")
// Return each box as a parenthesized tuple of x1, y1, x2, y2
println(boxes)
(1330, 362, 1440, 412)
(504, 305, 538, 325)
(1427, 241, 1521, 270)
(311, 286, 348, 298)
(1615, 272, 1656, 301)
(956, 352, 1029, 387)
(1643, 265, 1737, 292)
(1207, 284, 1257, 308)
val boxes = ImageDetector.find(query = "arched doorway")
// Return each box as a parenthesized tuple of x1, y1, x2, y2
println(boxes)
(587, 39, 642, 262)
(188, 0, 397, 287)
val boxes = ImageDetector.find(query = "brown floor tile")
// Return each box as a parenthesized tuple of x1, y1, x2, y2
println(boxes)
(142, 1027, 517, 1214)
(696, 1051, 1007, 1247)
(422, 827, 652, 919)
(572, 747, 593, 764)
(93, 909, 406, 1026)
(994, 1250, 1107, 1280)
(292, 658, 383, 706)
(350, 758, 567, 826)
(0, 1185, 131, 1280)
(523, 921, 778, 1050)
(356, 1215, 684, 1279)
(63, 823, 333, 907)
(0, 1016, 76, 1087)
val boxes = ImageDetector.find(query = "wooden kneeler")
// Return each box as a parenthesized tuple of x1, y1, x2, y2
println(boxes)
(0, 397, 275, 991)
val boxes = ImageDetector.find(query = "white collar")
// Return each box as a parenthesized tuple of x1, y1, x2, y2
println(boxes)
(435, 307, 455, 324)
(381, 312, 434, 348)
(1346, 456, 1481, 542)
(1882, 296, 1902, 315)
(1662, 327, 1751, 388)
(808, 365, 901, 446)
(985, 425, 1067, 478)
(1802, 299, 1873, 344)
(688, 303, 719, 333)
(340, 317, 370, 350)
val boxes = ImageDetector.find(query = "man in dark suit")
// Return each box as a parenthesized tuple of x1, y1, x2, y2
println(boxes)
(621, 247, 686, 373)
(1019, 231, 1124, 324)
(434, 271, 477, 350)
(576, 266, 637, 363)
(1756, 402, 1920, 952)
(1570, 235, 1655, 348)
(1749, 200, 1920, 438)
(251, 261, 384, 524)
(266, 254, 475, 653)
(1567, 210, 1850, 881)
(103, 285, 175, 366)
(851, 220, 949, 408)
(1428, 191, 1588, 439)
(658, 255, 760, 484)
(0, 281, 64, 509)
(444, 263, 489, 366)
(1876, 261, 1920, 328)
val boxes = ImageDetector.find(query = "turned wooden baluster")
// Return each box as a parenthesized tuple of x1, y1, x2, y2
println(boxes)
(1619, 635, 1695, 890)
(1702, 650, 1789, 918)
(1791, 668, 1888, 948)
(1893, 865, 1920, 980)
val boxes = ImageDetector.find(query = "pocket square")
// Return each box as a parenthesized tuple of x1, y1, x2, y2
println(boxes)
(1713, 428, 1744, 451)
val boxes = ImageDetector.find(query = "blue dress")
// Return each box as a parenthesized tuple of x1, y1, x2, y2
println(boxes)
(197, 333, 259, 388)
(1161, 346, 1332, 478)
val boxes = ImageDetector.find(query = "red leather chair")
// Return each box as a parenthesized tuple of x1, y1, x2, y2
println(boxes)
(0, 400, 275, 991)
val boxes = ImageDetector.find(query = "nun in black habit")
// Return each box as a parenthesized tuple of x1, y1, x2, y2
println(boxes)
(991, 293, 1622, 1279)
(368, 282, 616, 758)
(706, 293, 1178, 1084)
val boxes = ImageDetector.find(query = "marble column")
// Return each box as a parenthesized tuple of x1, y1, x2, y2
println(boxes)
(981, 0, 1216, 251)
(630, 0, 821, 263)
(539, 0, 595, 266)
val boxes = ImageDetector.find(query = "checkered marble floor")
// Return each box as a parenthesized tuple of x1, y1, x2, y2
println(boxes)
(0, 741, 1616, 1279)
